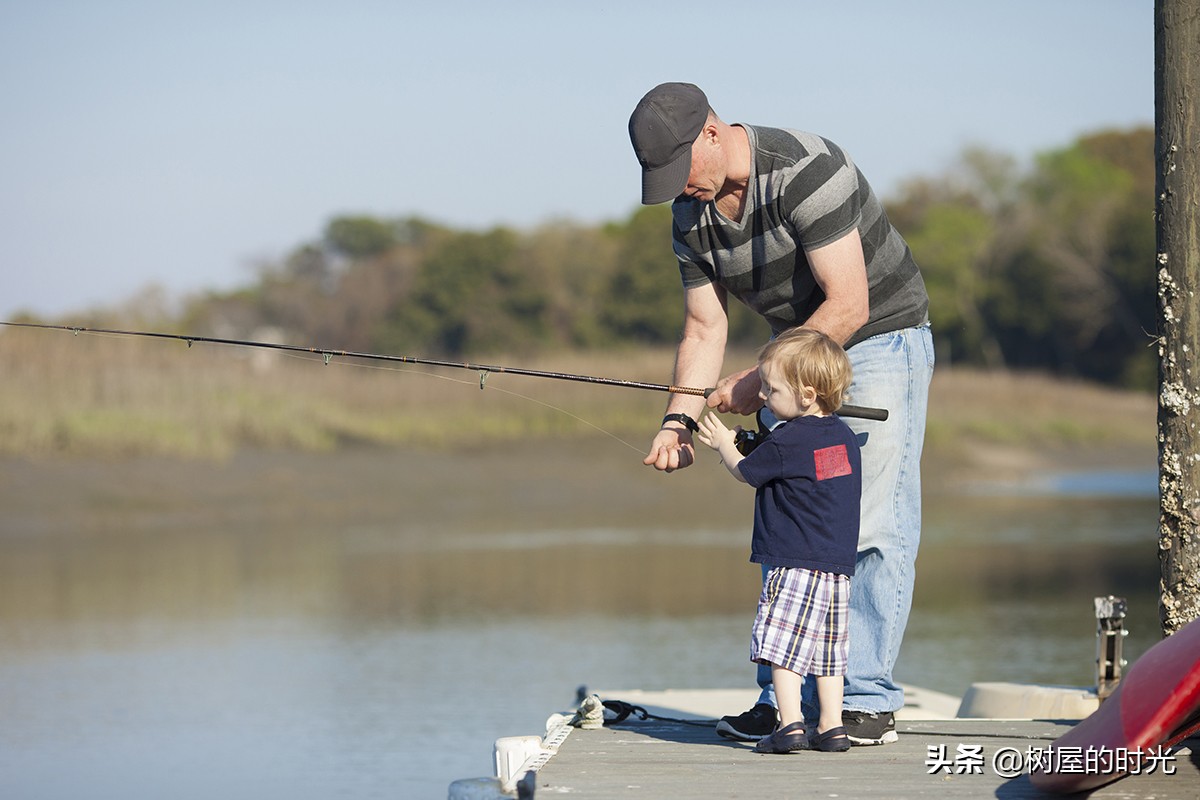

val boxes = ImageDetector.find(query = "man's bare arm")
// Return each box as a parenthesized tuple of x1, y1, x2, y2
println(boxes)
(705, 228, 870, 415)
(801, 228, 870, 346)
(644, 282, 729, 472)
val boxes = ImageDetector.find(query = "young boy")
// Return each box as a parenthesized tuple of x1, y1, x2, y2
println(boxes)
(697, 328, 862, 754)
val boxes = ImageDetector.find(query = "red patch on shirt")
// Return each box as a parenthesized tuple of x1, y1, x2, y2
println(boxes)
(814, 445, 852, 480)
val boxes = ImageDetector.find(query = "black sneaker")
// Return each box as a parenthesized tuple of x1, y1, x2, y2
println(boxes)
(841, 710, 898, 745)
(716, 703, 777, 741)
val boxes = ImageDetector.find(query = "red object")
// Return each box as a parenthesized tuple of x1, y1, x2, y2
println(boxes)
(1029, 616, 1200, 793)
(814, 445, 852, 480)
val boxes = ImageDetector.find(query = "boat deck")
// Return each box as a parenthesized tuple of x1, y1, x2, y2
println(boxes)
(533, 716, 1198, 799)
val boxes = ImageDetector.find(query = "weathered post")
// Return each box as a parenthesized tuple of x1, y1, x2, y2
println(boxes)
(1155, 0, 1200, 636)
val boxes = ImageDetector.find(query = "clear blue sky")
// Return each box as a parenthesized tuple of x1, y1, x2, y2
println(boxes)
(1, 0, 1153, 321)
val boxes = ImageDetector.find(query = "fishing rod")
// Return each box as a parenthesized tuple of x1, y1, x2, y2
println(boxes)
(0, 321, 889, 421)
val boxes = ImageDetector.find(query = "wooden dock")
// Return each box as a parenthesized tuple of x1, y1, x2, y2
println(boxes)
(529, 717, 1198, 799)
(450, 687, 1197, 799)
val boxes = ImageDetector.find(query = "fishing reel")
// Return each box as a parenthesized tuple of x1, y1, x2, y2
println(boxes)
(733, 410, 774, 456)
(734, 429, 764, 456)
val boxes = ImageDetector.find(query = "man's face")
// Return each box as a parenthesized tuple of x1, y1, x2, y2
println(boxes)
(681, 127, 723, 201)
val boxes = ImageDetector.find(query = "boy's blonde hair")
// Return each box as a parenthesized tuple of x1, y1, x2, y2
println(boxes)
(758, 328, 853, 413)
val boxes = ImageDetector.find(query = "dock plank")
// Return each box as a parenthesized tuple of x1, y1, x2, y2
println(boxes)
(534, 718, 1199, 799)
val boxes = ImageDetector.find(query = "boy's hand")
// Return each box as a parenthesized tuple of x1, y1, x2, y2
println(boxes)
(697, 413, 738, 452)
(698, 413, 749, 482)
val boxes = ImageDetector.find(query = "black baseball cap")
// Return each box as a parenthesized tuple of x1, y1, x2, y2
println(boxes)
(628, 82, 709, 205)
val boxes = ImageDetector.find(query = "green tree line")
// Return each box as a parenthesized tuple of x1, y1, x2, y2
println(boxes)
(173, 125, 1153, 389)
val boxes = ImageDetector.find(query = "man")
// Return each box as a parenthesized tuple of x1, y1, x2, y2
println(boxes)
(628, 82, 933, 745)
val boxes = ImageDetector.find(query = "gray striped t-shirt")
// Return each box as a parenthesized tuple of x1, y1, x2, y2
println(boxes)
(672, 125, 928, 347)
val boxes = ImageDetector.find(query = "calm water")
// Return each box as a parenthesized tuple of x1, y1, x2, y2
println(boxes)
(0, 447, 1162, 799)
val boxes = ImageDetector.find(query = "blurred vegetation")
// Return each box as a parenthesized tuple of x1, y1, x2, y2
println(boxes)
(0, 125, 1158, 458)
(23, 125, 1154, 386)
(889, 127, 1155, 387)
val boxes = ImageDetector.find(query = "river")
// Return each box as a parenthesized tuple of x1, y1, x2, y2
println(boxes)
(0, 444, 1162, 799)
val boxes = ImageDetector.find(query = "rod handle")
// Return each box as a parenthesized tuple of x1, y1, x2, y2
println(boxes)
(839, 404, 889, 421)
(701, 389, 889, 421)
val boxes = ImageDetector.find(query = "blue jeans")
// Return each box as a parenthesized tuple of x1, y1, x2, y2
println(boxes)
(754, 324, 934, 716)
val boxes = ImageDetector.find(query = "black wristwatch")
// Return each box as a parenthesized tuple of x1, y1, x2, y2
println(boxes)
(661, 412, 699, 433)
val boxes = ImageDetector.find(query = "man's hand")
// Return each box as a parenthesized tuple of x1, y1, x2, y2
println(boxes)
(643, 427, 696, 472)
(705, 366, 764, 415)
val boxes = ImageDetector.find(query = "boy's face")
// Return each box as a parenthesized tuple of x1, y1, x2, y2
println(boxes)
(757, 361, 805, 421)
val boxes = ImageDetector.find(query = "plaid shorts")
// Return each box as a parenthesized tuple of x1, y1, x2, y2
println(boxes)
(751, 566, 850, 676)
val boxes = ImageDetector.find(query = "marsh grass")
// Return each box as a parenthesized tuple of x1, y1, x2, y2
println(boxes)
(1, 327, 673, 458)
(0, 326, 1155, 459)
(924, 368, 1155, 454)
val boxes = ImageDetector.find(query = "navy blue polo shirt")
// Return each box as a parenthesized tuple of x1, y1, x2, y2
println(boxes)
(737, 414, 862, 576)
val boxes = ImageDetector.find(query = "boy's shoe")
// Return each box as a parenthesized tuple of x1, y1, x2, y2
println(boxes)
(811, 725, 852, 752)
(716, 703, 777, 741)
(753, 721, 809, 754)
(841, 710, 898, 745)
